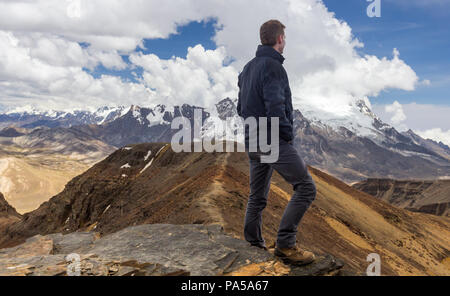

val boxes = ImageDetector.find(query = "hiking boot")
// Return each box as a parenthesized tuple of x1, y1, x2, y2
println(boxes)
(274, 245, 316, 266)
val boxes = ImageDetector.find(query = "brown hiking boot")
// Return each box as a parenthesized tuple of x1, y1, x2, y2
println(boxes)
(274, 245, 316, 266)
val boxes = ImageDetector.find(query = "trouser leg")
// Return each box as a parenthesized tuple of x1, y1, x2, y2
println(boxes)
(244, 154, 273, 247)
(271, 142, 317, 248)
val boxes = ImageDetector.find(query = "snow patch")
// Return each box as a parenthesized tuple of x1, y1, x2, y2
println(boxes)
(102, 204, 111, 215)
(155, 144, 168, 157)
(120, 163, 131, 169)
(144, 150, 152, 161)
(139, 158, 154, 175)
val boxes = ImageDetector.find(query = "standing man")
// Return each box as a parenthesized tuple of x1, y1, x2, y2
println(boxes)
(237, 19, 317, 265)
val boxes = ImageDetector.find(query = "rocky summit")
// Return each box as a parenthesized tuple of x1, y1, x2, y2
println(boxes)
(0, 224, 344, 276)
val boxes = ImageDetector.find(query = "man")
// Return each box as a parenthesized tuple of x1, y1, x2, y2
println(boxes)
(237, 19, 317, 265)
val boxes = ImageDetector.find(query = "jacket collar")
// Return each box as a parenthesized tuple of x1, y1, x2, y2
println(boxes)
(255, 44, 285, 64)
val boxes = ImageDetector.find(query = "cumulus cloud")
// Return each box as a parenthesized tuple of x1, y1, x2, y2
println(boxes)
(373, 102, 450, 131)
(129, 44, 238, 109)
(372, 102, 450, 145)
(0, 0, 421, 114)
(384, 100, 407, 128)
(0, 31, 149, 111)
(415, 128, 450, 146)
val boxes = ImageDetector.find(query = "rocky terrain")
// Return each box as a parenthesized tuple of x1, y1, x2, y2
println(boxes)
(0, 224, 344, 276)
(0, 142, 449, 275)
(352, 178, 450, 217)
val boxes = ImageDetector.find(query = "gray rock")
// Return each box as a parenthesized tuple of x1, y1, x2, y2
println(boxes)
(48, 232, 97, 254)
(86, 224, 274, 276)
(0, 224, 345, 276)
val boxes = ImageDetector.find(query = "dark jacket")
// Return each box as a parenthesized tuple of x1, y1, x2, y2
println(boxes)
(237, 44, 294, 146)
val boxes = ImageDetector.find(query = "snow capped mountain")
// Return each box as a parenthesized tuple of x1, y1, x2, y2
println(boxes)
(299, 98, 389, 141)
(201, 97, 450, 182)
(70, 103, 210, 147)
(94, 106, 129, 124)
(0, 105, 129, 129)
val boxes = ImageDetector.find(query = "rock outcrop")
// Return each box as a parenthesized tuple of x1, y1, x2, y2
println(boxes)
(0, 192, 21, 236)
(0, 192, 20, 218)
(0, 224, 344, 276)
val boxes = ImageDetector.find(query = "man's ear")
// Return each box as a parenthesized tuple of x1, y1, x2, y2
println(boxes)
(277, 34, 282, 44)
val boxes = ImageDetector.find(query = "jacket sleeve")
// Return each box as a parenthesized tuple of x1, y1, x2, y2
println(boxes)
(261, 63, 293, 142)
(237, 73, 242, 117)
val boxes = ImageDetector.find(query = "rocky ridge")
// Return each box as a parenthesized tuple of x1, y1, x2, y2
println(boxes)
(0, 224, 344, 276)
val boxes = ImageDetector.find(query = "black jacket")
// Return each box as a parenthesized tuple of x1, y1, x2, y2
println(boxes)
(237, 44, 294, 145)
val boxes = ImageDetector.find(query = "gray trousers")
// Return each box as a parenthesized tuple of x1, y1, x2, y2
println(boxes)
(244, 140, 316, 249)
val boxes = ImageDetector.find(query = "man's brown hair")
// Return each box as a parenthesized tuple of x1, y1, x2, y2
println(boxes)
(260, 19, 285, 46)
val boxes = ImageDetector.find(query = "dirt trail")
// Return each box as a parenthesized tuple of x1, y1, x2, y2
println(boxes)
(197, 152, 232, 226)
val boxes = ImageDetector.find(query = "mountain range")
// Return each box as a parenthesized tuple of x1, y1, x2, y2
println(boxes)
(2, 97, 449, 183)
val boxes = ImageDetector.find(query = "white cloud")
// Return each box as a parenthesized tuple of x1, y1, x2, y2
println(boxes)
(373, 102, 450, 131)
(420, 79, 431, 86)
(415, 128, 450, 146)
(0, 0, 421, 114)
(372, 102, 450, 145)
(384, 100, 407, 126)
(129, 44, 238, 109)
(0, 30, 150, 111)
